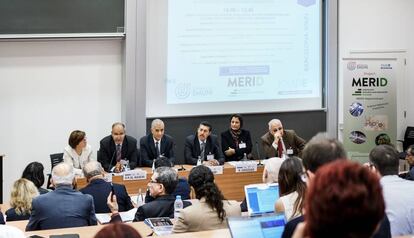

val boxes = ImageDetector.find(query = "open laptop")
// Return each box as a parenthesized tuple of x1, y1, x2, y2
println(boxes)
(227, 213, 286, 238)
(244, 183, 280, 216)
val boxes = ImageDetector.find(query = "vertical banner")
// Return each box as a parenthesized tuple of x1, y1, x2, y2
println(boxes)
(343, 59, 396, 163)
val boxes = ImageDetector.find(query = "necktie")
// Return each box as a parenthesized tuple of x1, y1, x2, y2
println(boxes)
(200, 142, 206, 160)
(155, 141, 160, 158)
(277, 140, 283, 158)
(116, 144, 122, 162)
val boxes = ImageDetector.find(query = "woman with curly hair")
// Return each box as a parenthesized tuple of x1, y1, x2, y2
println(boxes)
(173, 165, 241, 232)
(275, 157, 306, 221)
(6, 178, 39, 221)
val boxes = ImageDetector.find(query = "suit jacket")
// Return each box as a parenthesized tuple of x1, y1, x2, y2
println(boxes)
(221, 129, 253, 161)
(98, 135, 138, 172)
(80, 179, 133, 213)
(173, 198, 241, 233)
(26, 185, 97, 231)
(5, 208, 30, 221)
(133, 194, 191, 221)
(261, 130, 306, 159)
(140, 134, 175, 167)
(184, 134, 225, 165)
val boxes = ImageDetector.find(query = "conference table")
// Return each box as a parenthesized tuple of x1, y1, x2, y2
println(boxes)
(76, 162, 265, 201)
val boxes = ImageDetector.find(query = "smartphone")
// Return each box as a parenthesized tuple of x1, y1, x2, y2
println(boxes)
(110, 183, 115, 202)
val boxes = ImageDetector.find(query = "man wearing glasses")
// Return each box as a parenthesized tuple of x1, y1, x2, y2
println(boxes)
(261, 119, 306, 159)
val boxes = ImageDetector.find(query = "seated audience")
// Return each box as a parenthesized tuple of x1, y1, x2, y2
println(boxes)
(184, 121, 224, 165)
(294, 160, 385, 238)
(262, 157, 285, 183)
(94, 222, 142, 238)
(402, 144, 414, 180)
(26, 162, 97, 231)
(98, 122, 138, 172)
(80, 161, 133, 213)
(140, 119, 175, 167)
(261, 119, 306, 158)
(173, 165, 241, 233)
(133, 167, 190, 221)
(145, 157, 190, 203)
(21, 161, 49, 194)
(369, 145, 414, 236)
(0, 211, 4, 224)
(221, 114, 253, 161)
(274, 157, 306, 221)
(63, 130, 95, 175)
(6, 178, 39, 221)
(282, 133, 391, 238)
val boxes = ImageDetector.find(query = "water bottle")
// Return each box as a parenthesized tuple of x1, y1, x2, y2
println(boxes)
(196, 156, 202, 166)
(125, 160, 130, 171)
(174, 195, 183, 219)
(151, 159, 155, 172)
(136, 188, 144, 207)
(241, 153, 248, 161)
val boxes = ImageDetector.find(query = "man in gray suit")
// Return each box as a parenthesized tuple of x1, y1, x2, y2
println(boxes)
(26, 162, 97, 231)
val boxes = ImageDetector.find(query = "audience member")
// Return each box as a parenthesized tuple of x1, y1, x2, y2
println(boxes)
(283, 133, 390, 238)
(144, 157, 190, 203)
(133, 167, 190, 221)
(184, 121, 224, 165)
(275, 157, 306, 221)
(0, 210, 5, 224)
(369, 145, 414, 236)
(298, 160, 385, 238)
(21, 162, 49, 194)
(261, 119, 306, 158)
(140, 119, 175, 167)
(80, 161, 133, 213)
(26, 162, 97, 231)
(98, 122, 138, 172)
(402, 144, 414, 180)
(63, 130, 95, 175)
(262, 157, 285, 183)
(173, 165, 241, 233)
(94, 222, 142, 238)
(221, 114, 253, 161)
(6, 178, 39, 221)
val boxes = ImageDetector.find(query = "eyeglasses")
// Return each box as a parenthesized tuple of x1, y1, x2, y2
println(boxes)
(272, 127, 283, 133)
(148, 179, 159, 184)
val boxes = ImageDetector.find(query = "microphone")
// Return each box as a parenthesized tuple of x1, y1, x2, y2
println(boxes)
(108, 147, 117, 172)
(256, 141, 264, 167)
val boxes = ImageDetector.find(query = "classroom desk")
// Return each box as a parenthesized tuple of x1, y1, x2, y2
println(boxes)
(76, 163, 264, 201)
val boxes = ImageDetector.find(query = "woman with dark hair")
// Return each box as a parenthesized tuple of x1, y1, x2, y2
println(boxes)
(173, 165, 241, 232)
(293, 160, 385, 238)
(94, 223, 142, 238)
(275, 157, 306, 221)
(22, 162, 49, 194)
(63, 130, 95, 175)
(221, 114, 253, 161)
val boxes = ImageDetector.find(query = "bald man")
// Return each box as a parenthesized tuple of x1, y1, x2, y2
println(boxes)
(98, 122, 138, 172)
(140, 119, 175, 167)
(26, 163, 97, 231)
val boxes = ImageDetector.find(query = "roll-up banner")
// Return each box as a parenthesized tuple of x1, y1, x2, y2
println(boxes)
(343, 58, 397, 163)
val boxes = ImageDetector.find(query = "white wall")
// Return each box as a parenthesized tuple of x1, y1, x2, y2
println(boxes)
(0, 40, 122, 201)
(338, 0, 414, 140)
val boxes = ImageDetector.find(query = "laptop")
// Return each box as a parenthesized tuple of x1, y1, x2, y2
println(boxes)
(244, 183, 280, 216)
(227, 213, 286, 238)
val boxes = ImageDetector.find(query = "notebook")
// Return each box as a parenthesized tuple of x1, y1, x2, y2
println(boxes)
(244, 183, 279, 216)
(227, 213, 286, 238)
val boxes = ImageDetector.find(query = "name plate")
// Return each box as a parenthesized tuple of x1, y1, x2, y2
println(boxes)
(207, 166, 224, 175)
(123, 169, 147, 181)
(234, 161, 258, 173)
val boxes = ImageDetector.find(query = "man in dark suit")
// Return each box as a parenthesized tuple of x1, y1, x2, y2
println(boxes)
(98, 122, 138, 172)
(80, 161, 133, 213)
(184, 121, 225, 166)
(26, 163, 97, 231)
(133, 167, 191, 221)
(140, 119, 175, 167)
(261, 119, 306, 159)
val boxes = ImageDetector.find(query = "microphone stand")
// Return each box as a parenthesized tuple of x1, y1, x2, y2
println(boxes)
(256, 141, 264, 167)
(108, 148, 117, 172)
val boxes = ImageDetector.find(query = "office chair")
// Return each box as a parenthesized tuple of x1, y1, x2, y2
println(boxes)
(46, 153, 64, 189)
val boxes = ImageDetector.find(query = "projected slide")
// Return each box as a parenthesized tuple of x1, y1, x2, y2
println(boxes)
(167, 0, 321, 104)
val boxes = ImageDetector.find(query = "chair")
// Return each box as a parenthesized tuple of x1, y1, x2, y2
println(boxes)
(398, 126, 414, 152)
(46, 153, 64, 189)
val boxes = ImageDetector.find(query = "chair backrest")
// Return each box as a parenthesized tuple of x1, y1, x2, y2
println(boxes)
(50, 153, 64, 168)
(403, 126, 414, 151)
